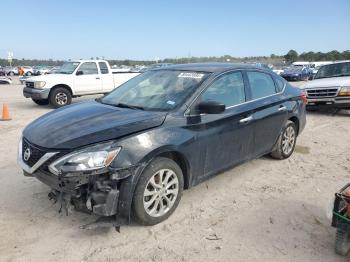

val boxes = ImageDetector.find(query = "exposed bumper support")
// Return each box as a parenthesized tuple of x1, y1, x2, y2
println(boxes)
(30, 167, 136, 220)
(92, 188, 119, 216)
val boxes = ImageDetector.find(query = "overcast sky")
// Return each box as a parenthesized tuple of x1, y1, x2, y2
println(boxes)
(1, 0, 349, 60)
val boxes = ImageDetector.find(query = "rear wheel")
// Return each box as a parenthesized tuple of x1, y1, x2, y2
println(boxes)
(271, 120, 297, 159)
(9, 71, 14, 76)
(31, 98, 49, 105)
(132, 157, 184, 225)
(335, 228, 350, 256)
(49, 87, 72, 108)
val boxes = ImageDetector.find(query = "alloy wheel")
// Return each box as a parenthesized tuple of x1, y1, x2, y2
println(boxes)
(282, 126, 295, 155)
(143, 169, 179, 217)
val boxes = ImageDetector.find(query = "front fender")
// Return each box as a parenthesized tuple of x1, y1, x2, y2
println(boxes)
(111, 127, 196, 224)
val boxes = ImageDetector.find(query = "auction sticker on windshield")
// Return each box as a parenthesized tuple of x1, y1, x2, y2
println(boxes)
(178, 72, 205, 79)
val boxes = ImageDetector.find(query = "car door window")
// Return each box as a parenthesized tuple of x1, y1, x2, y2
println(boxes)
(201, 71, 245, 107)
(98, 62, 109, 74)
(247, 71, 277, 100)
(78, 62, 98, 75)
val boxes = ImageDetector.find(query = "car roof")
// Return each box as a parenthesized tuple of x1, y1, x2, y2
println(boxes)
(153, 63, 267, 73)
(325, 60, 350, 65)
(71, 60, 107, 63)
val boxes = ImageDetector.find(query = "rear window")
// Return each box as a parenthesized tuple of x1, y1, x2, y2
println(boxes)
(99, 62, 109, 74)
(274, 76, 285, 92)
(247, 71, 277, 99)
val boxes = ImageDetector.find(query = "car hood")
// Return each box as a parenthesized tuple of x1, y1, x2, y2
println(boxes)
(25, 73, 73, 82)
(23, 101, 167, 149)
(302, 76, 350, 89)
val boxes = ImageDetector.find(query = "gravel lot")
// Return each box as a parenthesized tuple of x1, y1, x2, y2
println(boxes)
(0, 77, 349, 262)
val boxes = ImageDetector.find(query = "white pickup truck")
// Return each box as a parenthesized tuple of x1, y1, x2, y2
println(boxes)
(23, 60, 140, 107)
(302, 61, 350, 110)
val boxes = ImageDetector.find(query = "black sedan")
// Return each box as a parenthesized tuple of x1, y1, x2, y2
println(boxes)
(18, 63, 306, 226)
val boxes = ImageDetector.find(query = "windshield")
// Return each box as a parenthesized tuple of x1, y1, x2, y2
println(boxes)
(59, 62, 80, 74)
(291, 65, 304, 69)
(285, 65, 304, 72)
(315, 62, 350, 79)
(100, 70, 209, 111)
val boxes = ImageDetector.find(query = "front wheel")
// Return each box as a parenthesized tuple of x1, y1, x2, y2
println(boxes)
(270, 120, 297, 160)
(32, 98, 49, 105)
(335, 228, 350, 256)
(132, 157, 184, 225)
(49, 87, 72, 108)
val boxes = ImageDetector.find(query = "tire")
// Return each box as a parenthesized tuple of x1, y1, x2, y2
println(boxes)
(132, 157, 184, 225)
(270, 120, 297, 160)
(26, 72, 32, 76)
(9, 71, 14, 76)
(335, 228, 350, 256)
(31, 98, 49, 105)
(49, 87, 72, 108)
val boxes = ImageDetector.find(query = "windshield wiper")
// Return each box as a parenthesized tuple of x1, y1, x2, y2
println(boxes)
(95, 99, 144, 110)
(115, 103, 145, 110)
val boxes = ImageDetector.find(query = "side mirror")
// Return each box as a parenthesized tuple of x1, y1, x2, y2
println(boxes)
(196, 101, 225, 114)
(76, 70, 83, 76)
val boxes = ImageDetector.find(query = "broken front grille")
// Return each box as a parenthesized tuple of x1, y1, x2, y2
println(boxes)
(306, 87, 339, 98)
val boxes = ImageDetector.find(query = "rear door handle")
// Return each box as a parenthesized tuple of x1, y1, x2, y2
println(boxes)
(96, 77, 100, 80)
(239, 115, 253, 124)
(278, 106, 287, 112)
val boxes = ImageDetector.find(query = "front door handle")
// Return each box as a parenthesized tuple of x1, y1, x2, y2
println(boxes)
(96, 77, 100, 80)
(278, 106, 287, 112)
(239, 115, 253, 124)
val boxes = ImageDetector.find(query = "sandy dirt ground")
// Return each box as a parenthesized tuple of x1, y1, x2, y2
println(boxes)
(0, 77, 349, 262)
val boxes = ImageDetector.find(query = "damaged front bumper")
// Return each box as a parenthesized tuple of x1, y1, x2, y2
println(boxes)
(17, 137, 141, 225)
(25, 165, 137, 219)
(33, 170, 120, 217)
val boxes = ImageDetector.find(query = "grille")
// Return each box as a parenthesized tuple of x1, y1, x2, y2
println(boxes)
(26, 82, 34, 88)
(306, 88, 339, 98)
(22, 139, 47, 167)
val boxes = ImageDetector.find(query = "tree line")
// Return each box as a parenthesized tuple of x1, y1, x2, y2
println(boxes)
(0, 50, 349, 67)
(283, 50, 350, 63)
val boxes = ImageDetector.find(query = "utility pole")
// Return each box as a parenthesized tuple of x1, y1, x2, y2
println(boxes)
(8, 51, 13, 67)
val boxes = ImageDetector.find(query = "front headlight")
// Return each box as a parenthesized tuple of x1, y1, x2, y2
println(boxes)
(49, 142, 121, 176)
(339, 87, 350, 96)
(34, 81, 46, 88)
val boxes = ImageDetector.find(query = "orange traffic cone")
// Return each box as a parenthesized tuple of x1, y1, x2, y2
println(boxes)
(1, 103, 11, 121)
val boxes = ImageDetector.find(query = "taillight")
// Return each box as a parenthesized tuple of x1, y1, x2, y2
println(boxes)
(300, 91, 308, 104)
